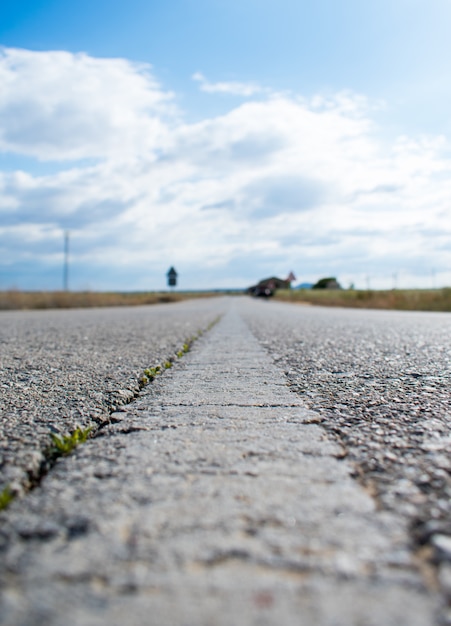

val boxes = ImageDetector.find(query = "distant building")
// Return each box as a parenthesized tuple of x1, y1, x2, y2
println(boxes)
(247, 273, 295, 297)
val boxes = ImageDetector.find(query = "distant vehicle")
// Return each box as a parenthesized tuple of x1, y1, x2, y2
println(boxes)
(251, 284, 274, 298)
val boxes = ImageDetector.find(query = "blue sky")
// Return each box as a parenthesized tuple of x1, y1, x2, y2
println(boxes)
(1, 0, 451, 290)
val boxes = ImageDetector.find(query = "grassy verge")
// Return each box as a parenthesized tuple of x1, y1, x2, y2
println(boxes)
(273, 288, 451, 312)
(0, 290, 235, 311)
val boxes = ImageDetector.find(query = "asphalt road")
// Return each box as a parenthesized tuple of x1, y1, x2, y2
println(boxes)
(241, 298, 451, 611)
(0, 298, 226, 494)
(1, 296, 451, 623)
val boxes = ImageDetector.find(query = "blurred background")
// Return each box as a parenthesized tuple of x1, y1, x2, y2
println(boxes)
(1, 0, 450, 292)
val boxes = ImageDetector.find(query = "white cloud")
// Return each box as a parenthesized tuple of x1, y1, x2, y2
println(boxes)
(192, 72, 264, 97)
(0, 47, 175, 161)
(1, 48, 451, 289)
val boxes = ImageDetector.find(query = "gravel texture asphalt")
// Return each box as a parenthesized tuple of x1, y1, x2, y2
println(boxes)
(1, 296, 451, 624)
(0, 300, 440, 625)
(0, 299, 225, 495)
(241, 298, 451, 617)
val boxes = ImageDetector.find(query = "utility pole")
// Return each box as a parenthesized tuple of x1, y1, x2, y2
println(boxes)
(392, 272, 398, 290)
(63, 231, 69, 291)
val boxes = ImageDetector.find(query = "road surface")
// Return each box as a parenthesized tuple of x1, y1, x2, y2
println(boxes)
(1, 297, 450, 624)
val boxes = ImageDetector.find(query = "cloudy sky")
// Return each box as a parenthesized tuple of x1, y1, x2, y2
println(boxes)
(1, 0, 451, 290)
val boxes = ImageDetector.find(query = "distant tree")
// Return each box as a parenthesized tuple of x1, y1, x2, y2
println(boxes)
(312, 277, 342, 290)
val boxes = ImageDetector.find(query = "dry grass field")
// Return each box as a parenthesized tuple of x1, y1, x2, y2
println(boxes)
(3, 288, 451, 312)
(274, 288, 451, 312)
(0, 290, 225, 311)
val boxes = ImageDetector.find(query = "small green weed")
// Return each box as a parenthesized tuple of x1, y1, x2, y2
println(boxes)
(206, 316, 221, 331)
(49, 427, 92, 456)
(0, 486, 14, 511)
(139, 320, 220, 386)
(143, 365, 161, 381)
